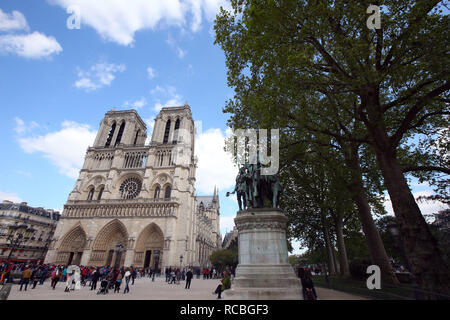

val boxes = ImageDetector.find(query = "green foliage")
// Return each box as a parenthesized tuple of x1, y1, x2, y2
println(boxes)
(215, 0, 450, 292)
(288, 255, 301, 266)
(344, 231, 370, 261)
(300, 247, 328, 266)
(209, 249, 238, 270)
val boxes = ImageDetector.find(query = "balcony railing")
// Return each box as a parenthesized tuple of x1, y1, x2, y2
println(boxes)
(62, 199, 179, 219)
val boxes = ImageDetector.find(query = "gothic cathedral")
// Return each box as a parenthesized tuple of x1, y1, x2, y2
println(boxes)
(44, 105, 221, 270)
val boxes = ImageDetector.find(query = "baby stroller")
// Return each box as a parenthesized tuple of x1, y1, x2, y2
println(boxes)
(97, 279, 109, 295)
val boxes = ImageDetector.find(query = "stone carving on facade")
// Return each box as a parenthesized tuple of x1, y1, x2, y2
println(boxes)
(47, 107, 220, 269)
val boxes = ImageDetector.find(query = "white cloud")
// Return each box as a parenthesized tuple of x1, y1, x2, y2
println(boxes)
(49, 0, 230, 46)
(150, 85, 183, 111)
(75, 61, 126, 91)
(14, 117, 39, 135)
(0, 31, 62, 59)
(187, 64, 194, 75)
(121, 97, 147, 110)
(16, 170, 32, 178)
(150, 85, 165, 95)
(195, 128, 237, 193)
(0, 9, 29, 31)
(17, 121, 97, 179)
(0, 191, 22, 203)
(132, 97, 147, 109)
(166, 33, 187, 59)
(384, 191, 448, 217)
(147, 66, 156, 79)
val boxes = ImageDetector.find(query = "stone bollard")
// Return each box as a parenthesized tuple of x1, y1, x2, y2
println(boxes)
(0, 283, 13, 300)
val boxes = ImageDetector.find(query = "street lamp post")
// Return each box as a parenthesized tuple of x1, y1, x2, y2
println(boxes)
(5, 223, 34, 263)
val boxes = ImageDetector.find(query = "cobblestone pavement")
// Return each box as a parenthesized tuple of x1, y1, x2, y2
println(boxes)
(6, 276, 367, 300)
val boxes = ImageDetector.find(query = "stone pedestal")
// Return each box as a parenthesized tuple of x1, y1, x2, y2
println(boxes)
(224, 208, 302, 300)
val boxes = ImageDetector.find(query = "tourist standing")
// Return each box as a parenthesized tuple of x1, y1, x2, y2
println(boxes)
(169, 270, 176, 284)
(131, 267, 136, 285)
(185, 269, 193, 289)
(40, 266, 48, 285)
(91, 268, 99, 290)
(32, 268, 42, 289)
(303, 269, 317, 300)
(51, 267, 61, 290)
(114, 272, 123, 293)
(123, 269, 131, 294)
(176, 269, 181, 284)
(62, 266, 67, 283)
(19, 266, 32, 291)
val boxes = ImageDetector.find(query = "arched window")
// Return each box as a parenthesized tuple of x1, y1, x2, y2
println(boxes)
(105, 122, 116, 147)
(114, 122, 126, 146)
(154, 186, 161, 199)
(133, 130, 140, 146)
(164, 186, 171, 199)
(87, 188, 94, 201)
(173, 119, 180, 144)
(97, 187, 104, 200)
(163, 120, 171, 144)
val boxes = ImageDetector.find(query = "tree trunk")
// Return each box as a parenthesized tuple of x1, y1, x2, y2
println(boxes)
(335, 217, 350, 276)
(372, 136, 450, 298)
(332, 244, 340, 274)
(322, 217, 336, 275)
(345, 142, 399, 285)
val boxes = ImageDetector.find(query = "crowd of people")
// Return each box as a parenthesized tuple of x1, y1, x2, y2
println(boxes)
(0, 262, 140, 294)
(0, 262, 234, 299)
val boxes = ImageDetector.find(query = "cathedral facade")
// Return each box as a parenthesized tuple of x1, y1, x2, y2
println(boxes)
(44, 105, 221, 270)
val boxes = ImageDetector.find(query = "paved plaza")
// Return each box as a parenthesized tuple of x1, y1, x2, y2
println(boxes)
(5, 276, 367, 300)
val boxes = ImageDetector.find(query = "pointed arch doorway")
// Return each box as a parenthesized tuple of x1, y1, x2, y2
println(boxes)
(55, 225, 86, 266)
(89, 219, 128, 267)
(135, 223, 164, 270)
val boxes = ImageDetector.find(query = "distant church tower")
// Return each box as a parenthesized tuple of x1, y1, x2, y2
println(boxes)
(45, 105, 221, 270)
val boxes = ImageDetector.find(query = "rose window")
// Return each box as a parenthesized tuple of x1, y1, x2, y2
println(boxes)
(119, 178, 142, 199)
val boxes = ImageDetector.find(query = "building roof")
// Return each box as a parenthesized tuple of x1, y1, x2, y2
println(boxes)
(0, 201, 61, 221)
(197, 196, 214, 209)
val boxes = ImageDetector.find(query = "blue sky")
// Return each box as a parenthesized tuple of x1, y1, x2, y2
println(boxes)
(0, 0, 240, 237)
(0, 1, 447, 255)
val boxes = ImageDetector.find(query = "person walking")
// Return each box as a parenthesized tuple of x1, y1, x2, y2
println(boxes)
(169, 270, 176, 284)
(114, 272, 123, 293)
(51, 267, 61, 290)
(303, 269, 317, 300)
(62, 266, 67, 283)
(166, 267, 171, 282)
(131, 267, 136, 285)
(19, 266, 32, 291)
(123, 269, 131, 294)
(176, 269, 181, 284)
(91, 268, 99, 290)
(40, 266, 48, 285)
(185, 269, 193, 289)
(32, 268, 42, 289)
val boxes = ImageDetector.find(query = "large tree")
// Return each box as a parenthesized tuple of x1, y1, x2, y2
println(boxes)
(215, 0, 449, 297)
